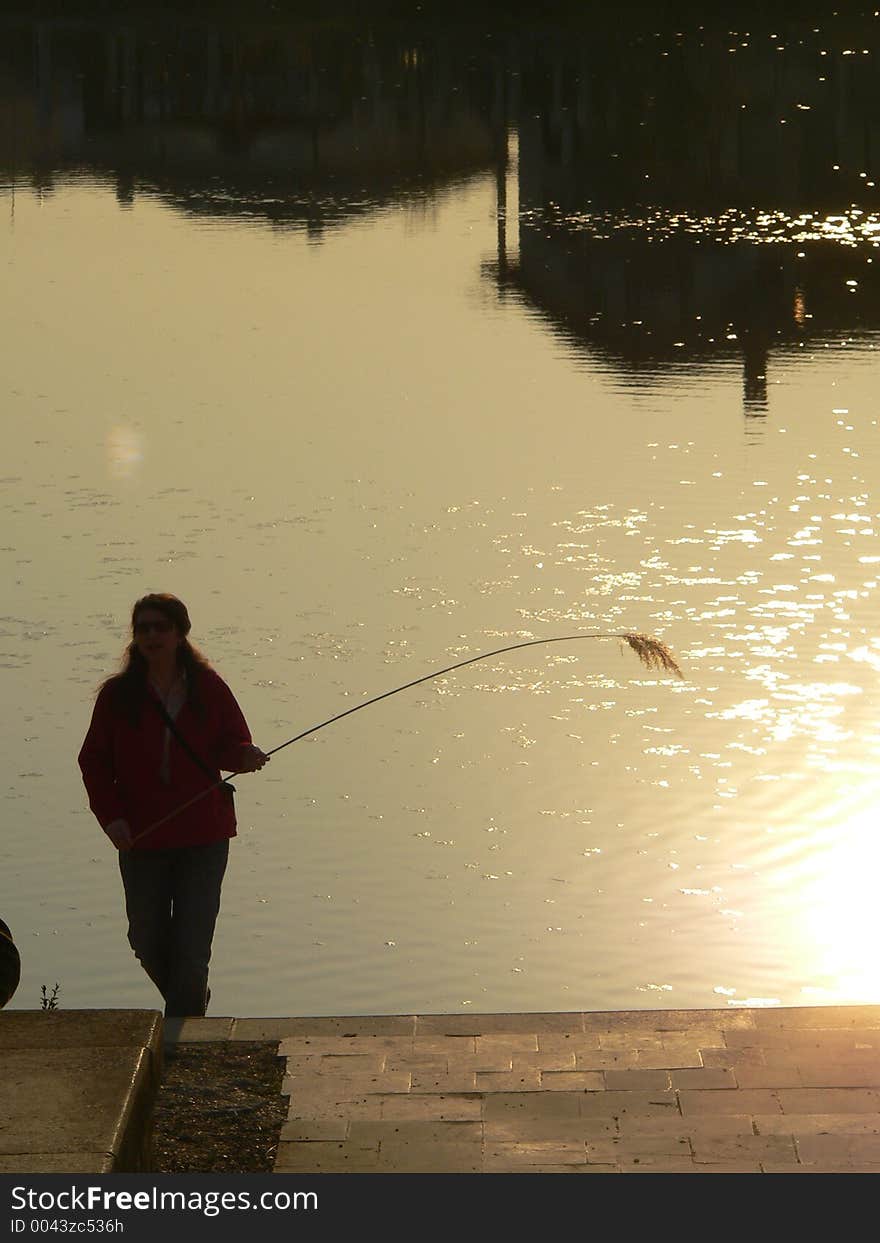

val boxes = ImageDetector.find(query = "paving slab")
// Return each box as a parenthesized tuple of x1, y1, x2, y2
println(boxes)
(579, 1089, 679, 1117)
(583, 1009, 757, 1033)
(277, 1034, 417, 1056)
(572, 1051, 651, 1071)
(538, 1032, 602, 1053)
(733, 1066, 805, 1089)
(283, 1070, 412, 1095)
(163, 1017, 234, 1043)
(483, 1117, 618, 1142)
(754, 1006, 880, 1030)
(376, 1141, 483, 1172)
(615, 1114, 752, 1137)
(348, 1121, 484, 1145)
(691, 1134, 798, 1164)
(753, 1112, 880, 1136)
(411, 1072, 480, 1092)
(586, 1135, 692, 1161)
(274, 1141, 382, 1172)
(475, 1034, 539, 1054)
(634, 1047, 705, 1069)
(379, 1094, 483, 1121)
(475, 1069, 543, 1091)
(540, 1070, 611, 1090)
(235, 1015, 417, 1039)
(679, 1087, 783, 1115)
(521, 1163, 620, 1173)
(761, 1162, 880, 1173)
(482, 1091, 582, 1120)
(388, 1054, 452, 1072)
(776, 1087, 880, 1113)
(798, 1064, 880, 1088)
(796, 1133, 880, 1163)
(415, 1013, 585, 1035)
(670, 1068, 736, 1090)
(614, 1155, 700, 1171)
(445, 1053, 516, 1071)
(626, 1161, 765, 1173)
(283, 1053, 387, 1075)
(603, 1070, 672, 1091)
(511, 1052, 577, 1071)
(483, 1141, 589, 1169)
(700, 1046, 768, 1068)
(286, 1097, 385, 1122)
(762, 1045, 880, 1064)
(280, 1119, 351, 1141)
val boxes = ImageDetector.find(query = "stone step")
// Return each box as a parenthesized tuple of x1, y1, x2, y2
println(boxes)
(0, 1010, 162, 1173)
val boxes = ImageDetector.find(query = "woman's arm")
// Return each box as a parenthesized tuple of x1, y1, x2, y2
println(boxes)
(209, 673, 269, 773)
(78, 689, 128, 830)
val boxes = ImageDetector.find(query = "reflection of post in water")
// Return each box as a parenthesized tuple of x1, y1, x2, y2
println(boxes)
(494, 62, 509, 283)
(494, 131, 520, 291)
(741, 332, 769, 417)
(496, 130, 507, 281)
(730, 252, 786, 420)
(115, 171, 135, 208)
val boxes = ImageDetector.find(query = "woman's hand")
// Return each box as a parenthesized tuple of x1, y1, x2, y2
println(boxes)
(105, 818, 133, 850)
(237, 744, 270, 773)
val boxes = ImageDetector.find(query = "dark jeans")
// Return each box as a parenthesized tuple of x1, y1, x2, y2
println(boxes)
(118, 840, 229, 1017)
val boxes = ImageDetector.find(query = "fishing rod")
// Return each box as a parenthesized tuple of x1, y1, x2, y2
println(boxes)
(130, 631, 682, 844)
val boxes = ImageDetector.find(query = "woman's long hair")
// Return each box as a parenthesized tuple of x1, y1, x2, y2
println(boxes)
(99, 594, 212, 723)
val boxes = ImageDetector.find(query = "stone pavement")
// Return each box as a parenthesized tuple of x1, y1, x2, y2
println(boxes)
(190, 1005, 880, 1173)
(7, 1006, 876, 1174)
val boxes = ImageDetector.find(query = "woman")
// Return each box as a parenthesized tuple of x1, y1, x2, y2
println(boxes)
(78, 593, 269, 1017)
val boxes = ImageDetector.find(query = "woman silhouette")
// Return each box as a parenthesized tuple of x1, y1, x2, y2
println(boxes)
(78, 593, 268, 1016)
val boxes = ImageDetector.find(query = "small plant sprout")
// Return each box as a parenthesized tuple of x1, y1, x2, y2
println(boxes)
(40, 983, 60, 1011)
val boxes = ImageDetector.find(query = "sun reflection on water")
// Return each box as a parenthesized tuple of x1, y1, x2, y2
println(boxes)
(800, 794, 880, 1003)
(106, 426, 143, 479)
(531, 205, 880, 250)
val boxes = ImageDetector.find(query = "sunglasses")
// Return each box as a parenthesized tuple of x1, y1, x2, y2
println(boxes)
(134, 619, 173, 636)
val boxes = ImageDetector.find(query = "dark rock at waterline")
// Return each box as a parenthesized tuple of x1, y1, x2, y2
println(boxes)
(0, 917, 21, 1008)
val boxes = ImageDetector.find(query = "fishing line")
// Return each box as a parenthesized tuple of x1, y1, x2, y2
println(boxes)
(130, 631, 682, 844)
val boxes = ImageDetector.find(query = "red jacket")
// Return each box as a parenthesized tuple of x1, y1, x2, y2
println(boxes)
(78, 667, 253, 850)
